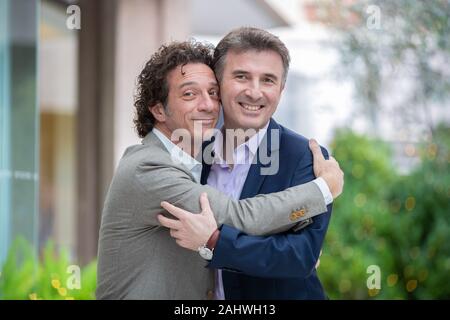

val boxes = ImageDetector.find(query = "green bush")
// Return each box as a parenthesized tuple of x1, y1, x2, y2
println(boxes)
(386, 125, 450, 299)
(318, 126, 450, 299)
(0, 237, 96, 300)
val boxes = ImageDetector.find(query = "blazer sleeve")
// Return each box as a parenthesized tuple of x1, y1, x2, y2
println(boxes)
(207, 147, 333, 278)
(134, 160, 327, 236)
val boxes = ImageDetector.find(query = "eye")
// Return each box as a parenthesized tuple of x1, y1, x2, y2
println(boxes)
(183, 91, 195, 97)
(235, 74, 247, 80)
(209, 88, 219, 97)
(263, 77, 275, 84)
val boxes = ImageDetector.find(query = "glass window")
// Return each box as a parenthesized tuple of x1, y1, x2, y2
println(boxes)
(0, 0, 39, 265)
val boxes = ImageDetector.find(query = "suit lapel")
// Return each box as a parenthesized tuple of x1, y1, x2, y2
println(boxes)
(240, 119, 281, 200)
(239, 161, 266, 199)
(201, 163, 212, 185)
(201, 138, 214, 185)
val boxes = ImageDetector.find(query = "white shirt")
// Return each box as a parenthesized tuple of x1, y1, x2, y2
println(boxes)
(152, 128, 202, 183)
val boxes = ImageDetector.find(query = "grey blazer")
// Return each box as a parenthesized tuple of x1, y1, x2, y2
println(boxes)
(96, 131, 327, 300)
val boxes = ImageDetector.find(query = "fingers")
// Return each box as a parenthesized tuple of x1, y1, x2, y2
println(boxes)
(309, 139, 325, 162)
(199, 193, 212, 215)
(157, 214, 182, 230)
(170, 228, 178, 238)
(329, 156, 340, 167)
(329, 157, 344, 177)
(160, 201, 187, 219)
(171, 227, 196, 251)
(169, 227, 184, 244)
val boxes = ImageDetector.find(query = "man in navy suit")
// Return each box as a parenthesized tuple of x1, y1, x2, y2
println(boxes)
(159, 27, 342, 299)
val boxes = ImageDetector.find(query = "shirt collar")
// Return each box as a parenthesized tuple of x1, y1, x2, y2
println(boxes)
(152, 128, 202, 182)
(212, 121, 270, 166)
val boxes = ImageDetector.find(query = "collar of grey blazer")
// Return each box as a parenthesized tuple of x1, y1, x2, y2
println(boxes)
(141, 130, 201, 183)
(142, 130, 166, 149)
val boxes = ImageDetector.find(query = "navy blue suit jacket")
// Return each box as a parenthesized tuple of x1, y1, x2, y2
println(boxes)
(201, 118, 333, 299)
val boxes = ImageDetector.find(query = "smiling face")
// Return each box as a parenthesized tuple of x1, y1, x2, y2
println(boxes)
(151, 63, 220, 142)
(219, 49, 284, 131)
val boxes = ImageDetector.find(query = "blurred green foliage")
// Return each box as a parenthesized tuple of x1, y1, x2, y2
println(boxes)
(319, 125, 450, 299)
(0, 237, 96, 300)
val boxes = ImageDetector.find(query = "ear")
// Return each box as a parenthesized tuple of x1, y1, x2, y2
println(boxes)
(149, 102, 167, 123)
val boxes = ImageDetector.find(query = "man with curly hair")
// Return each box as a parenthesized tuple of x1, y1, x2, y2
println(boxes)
(96, 40, 343, 299)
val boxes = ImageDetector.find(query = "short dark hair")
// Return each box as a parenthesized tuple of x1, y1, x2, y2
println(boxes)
(213, 27, 290, 85)
(133, 40, 215, 138)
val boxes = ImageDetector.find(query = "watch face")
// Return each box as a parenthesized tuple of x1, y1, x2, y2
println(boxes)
(199, 246, 213, 260)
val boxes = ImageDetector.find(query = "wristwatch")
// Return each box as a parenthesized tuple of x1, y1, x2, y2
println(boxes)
(198, 245, 214, 260)
(198, 229, 220, 261)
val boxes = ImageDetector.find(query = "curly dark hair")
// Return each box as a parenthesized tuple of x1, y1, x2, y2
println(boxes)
(133, 40, 215, 137)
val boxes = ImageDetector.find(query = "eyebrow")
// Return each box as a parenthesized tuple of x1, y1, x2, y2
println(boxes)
(178, 81, 218, 89)
(232, 70, 279, 81)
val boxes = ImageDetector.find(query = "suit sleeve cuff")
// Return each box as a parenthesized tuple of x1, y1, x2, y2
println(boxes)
(207, 224, 240, 270)
(313, 177, 333, 205)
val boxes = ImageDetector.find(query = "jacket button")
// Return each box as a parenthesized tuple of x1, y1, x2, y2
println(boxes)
(290, 209, 307, 221)
(207, 290, 214, 300)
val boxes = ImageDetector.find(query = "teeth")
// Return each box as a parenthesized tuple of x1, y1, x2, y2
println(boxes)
(241, 103, 262, 111)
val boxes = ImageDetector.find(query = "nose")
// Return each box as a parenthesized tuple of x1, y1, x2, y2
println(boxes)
(197, 94, 218, 112)
(244, 80, 263, 101)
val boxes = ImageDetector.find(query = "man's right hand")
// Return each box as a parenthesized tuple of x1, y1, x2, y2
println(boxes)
(309, 139, 344, 199)
(158, 193, 218, 251)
